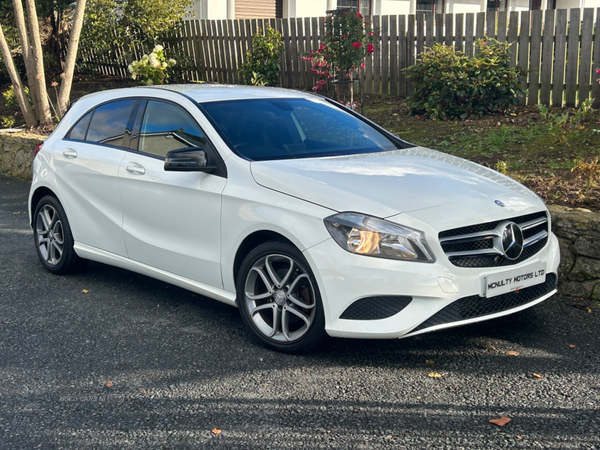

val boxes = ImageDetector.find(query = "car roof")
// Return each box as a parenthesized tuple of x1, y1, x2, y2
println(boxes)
(154, 84, 314, 103)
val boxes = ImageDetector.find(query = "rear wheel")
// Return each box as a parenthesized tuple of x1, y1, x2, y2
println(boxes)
(237, 242, 326, 352)
(33, 195, 87, 274)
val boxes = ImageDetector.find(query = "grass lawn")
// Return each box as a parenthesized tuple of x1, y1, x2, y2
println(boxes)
(3, 76, 600, 211)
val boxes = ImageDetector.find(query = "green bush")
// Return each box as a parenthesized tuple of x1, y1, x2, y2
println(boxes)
(404, 38, 525, 120)
(239, 27, 284, 87)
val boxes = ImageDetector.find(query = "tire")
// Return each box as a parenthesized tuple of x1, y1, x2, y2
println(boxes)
(236, 241, 326, 353)
(33, 195, 87, 274)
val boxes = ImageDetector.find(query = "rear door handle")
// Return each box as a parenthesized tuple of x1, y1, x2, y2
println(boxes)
(63, 149, 78, 158)
(126, 164, 146, 175)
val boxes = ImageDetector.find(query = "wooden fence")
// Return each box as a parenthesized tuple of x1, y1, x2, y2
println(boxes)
(80, 9, 600, 107)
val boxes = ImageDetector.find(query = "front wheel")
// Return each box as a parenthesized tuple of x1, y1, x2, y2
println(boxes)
(237, 242, 326, 352)
(33, 195, 87, 274)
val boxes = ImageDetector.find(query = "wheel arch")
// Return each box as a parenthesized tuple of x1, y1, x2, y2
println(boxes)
(29, 186, 60, 228)
(233, 230, 296, 286)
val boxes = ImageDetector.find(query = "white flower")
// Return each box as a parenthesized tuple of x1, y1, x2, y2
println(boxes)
(127, 64, 133, 73)
(145, 79, 154, 85)
(149, 53, 160, 68)
(161, 62, 168, 69)
(153, 44, 164, 53)
(168, 58, 176, 67)
(141, 54, 148, 61)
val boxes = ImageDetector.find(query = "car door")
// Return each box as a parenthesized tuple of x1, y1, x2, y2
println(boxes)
(118, 99, 227, 288)
(53, 99, 138, 257)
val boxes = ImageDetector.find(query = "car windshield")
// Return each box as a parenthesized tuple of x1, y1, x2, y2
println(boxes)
(200, 98, 398, 161)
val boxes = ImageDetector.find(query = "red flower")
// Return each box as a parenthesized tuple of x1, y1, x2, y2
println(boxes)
(316, 80, 326, 86)
(369, 31, 374, 36)
(360, 62, 365, 69)
(356, 13, 363, 18)
(367, 43, 374, 53)
(352, 42, 363, 49)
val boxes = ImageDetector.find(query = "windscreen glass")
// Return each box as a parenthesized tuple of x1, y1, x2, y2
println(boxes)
(201, 98, 397, 161)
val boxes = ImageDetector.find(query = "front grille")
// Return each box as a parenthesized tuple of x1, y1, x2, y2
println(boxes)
(439, 211, 549, 268)
(340, 296, 412, 320)
(411, 273, 556, 333)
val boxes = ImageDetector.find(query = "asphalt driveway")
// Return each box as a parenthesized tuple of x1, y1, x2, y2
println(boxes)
(1, 174, 599, 449)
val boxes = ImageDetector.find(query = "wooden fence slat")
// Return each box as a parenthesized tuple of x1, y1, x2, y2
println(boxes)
(518, 11, 530, 105)
(465, 13, 474, 58)
(318, 17, 326, 92)
(486, 11, 495, 39)
(290, 18, 299, 89)
(578, 8, 594, 105)
(592, 8, 600, 108)
(435, 13, 443, 44)
(200, 20, 211, 81)
(406, 14, 415, 96)
(390, 15, 398, 97)
(224, 20, 234, 83)
(382, 16, 389, 95)
(507, 11, 519, 67)
(233, 20, 242, 84)
(475, 12, 485, 42)
(192, 20, 203, 81)
(425, 13, 433, 49)
(553, 9, 568, 106)
(540, 10, 554, 105)
(565, 8, 580, 107)
(305, 17, 313, 88)
(296, 18, 305, 90)
(282, 18, 292, 88)
(497, 11, 507, 42)
(455, 14, 463, 53)
(398, 15, 406, 97)
(209, 20, 219, 83)
(218, 20, 228, 84)
(528, 10, 542, 105)
(365, 16, 373, 94)
(373, 15, 381, 95)
(444, 14, 453, 47)
(416, 13, 424, 61)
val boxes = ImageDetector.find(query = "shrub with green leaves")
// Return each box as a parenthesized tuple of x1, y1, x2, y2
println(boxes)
(239, 27, 284, 87)
(404, 39, 525, 120)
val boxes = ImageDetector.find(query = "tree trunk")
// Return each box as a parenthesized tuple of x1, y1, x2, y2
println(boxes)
(0, 24, 37, 126)
(24, 0, 53, 124)
(58, 0, 86, 116)
(11, 0, 41, 117)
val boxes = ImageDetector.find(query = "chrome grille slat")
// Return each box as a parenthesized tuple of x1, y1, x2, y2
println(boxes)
(439, 211, 549, 268)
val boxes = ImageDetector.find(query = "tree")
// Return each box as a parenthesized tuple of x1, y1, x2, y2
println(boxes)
(83, 0, 193, 61)
(0, 0, 87, 125)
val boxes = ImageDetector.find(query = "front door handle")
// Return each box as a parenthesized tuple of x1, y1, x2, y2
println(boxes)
(63, 148, 78, 158)
(126, 164, 146, 175)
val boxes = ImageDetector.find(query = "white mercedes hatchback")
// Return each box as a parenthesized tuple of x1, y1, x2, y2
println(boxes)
(29, 85, 560, 352)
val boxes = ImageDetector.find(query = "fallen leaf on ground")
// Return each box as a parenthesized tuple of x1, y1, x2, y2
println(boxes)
(140, 388, 146, 395)
(425, 360, 435, 365)
(517, 435, 522, 440)
(82, 289, 89, 293)
(106, 381, 113, 387)
(567, 344, 576, 348)
(428, 372, 442, 378)
(13, 211, 20, 215)
(588, 308, 592, 313)
(484, 343, 499, 352)
(506, 350, 519, 356)
(532, 373, 544, 379)
(211, 428, 222, 435)
(489, 417, 511, 427)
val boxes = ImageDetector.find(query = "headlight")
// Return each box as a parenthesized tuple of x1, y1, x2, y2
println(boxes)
(323, 212, 434, 262)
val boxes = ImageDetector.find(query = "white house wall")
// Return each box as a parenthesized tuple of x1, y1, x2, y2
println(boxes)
(381, 0, 410, 15)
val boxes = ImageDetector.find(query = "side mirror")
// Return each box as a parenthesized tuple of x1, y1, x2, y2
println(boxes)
(164, 147, 217, 172)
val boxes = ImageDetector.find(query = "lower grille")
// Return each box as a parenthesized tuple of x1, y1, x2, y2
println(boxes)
(411, 273, 556, 333)
(340, 296, 412, 320)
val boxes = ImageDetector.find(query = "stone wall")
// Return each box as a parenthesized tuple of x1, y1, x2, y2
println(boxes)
(0, 132, 598, 300)
(0, 132, 44, 181)
(550, 206, 600, 300)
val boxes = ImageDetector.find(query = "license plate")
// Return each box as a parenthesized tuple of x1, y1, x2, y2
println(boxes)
(484, 263, 546, 298)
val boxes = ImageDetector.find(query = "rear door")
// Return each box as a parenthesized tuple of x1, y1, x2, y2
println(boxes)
(54, 99, 139, 256)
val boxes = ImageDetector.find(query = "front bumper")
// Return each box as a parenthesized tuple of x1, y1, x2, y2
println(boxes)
(303, 232, 560, 339)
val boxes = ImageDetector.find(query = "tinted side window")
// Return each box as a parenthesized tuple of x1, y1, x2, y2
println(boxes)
(139, 101, 206, 158)
(86, 100, 136, 147)
(67, 111, 92, 140)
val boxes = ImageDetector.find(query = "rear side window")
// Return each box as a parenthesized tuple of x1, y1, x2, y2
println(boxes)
(86, 100, 136, 148)
(67, 111, 92, 140)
